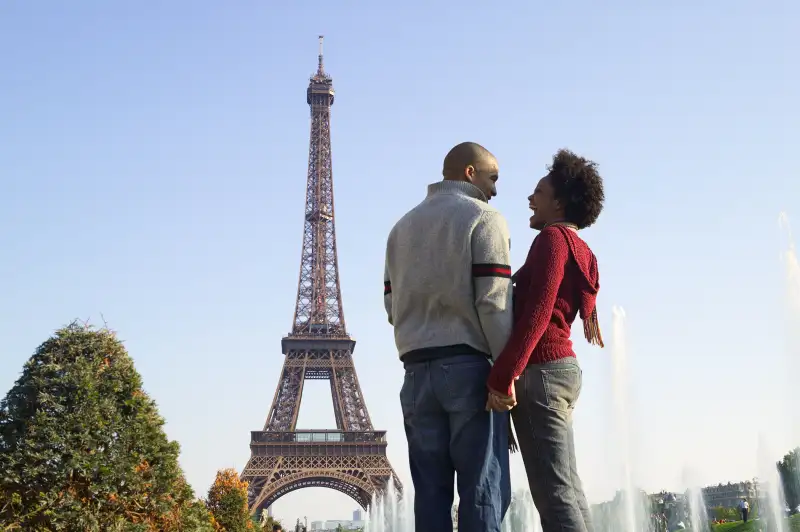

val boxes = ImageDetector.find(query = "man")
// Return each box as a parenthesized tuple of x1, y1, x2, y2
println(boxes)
(739, 498, 749, 522)
(383, 142, 514, 531)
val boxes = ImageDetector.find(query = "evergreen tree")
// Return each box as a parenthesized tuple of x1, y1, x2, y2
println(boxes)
(778, 447, 800, 514)
(0, 323, 214, 531)
(206, 468, 255, 531)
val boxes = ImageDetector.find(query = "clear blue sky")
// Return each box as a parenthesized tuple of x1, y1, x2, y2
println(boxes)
(1, 0, 798, 525)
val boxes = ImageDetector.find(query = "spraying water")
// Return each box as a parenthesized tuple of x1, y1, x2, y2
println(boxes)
(757, 434, 789, 532)
(780, 212, 800, 443)
(386, 477, 399, 528)
(365, 478, 411, 532)
(779, 212, 800, 316)
(611, 306, 637, 532)
(687, 487, 708, 532)
(501, 489, 542, 531)
(365, 482, 542, 530)
(683, 467, 709, 532)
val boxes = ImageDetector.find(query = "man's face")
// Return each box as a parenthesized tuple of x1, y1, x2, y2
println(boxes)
(466, 156, 499, 201)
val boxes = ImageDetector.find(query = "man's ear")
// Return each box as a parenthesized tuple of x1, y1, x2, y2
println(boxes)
(464, 165, 475, 182)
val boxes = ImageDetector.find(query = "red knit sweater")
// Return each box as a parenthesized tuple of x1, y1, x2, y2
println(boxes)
(487, 225, 602, 397)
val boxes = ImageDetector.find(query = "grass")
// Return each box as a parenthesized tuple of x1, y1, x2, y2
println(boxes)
(695, 513, 800, 532)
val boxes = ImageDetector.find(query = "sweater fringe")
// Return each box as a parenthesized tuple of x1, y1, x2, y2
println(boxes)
(583, 307, 605, 348)
(508, 416, 519, 454)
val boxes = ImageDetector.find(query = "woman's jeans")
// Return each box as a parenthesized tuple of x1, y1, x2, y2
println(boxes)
(512, 358, 593, 532)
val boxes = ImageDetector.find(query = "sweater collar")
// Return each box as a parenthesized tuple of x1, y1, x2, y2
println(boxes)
(426, 180, 488, 202)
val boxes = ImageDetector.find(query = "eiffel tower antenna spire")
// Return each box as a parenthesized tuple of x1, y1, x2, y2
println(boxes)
(317, 35, 324, 74)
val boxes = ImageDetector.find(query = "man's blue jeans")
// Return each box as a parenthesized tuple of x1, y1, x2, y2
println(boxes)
(400, 352, 511, 531)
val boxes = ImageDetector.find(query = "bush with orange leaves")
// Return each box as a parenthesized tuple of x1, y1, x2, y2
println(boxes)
(206, 469, 257, 531)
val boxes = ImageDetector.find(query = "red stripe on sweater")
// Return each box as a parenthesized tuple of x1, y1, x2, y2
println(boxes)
(472, 263, 512, 278)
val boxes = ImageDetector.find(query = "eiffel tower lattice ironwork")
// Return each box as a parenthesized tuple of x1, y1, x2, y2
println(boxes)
(241, 37, 402, 516)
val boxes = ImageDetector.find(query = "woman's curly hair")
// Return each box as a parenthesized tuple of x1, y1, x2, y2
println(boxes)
(547, 149, 605, 229)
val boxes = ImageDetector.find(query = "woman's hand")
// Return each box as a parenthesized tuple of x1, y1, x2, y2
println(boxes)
(485, 381, 516, 412)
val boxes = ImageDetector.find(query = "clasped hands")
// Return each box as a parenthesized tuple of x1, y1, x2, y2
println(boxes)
(485, 379, 517, 412)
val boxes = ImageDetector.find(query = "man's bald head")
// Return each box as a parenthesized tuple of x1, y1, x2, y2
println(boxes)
(442, 142, 499, 201)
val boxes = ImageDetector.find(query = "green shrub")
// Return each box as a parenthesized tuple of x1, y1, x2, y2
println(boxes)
(0, 323, 213, 531)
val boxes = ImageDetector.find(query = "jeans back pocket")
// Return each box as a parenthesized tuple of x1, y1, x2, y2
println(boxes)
(441, 359, 490, 411)
(540, 365, 582, 412)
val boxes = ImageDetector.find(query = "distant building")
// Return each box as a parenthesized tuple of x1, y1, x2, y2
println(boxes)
(649, 490, 686, 507)
(310, 522, 323, 531)
(701, 480, 758, 509)
(353, 509, 362, 522)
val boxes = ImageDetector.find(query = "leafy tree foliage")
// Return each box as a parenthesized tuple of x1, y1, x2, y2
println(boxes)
(206, 468, 255, 531)
(779, 447, 800, 514)
(0, 323, 214, 531)
(712, 505, 740, 521)
(257, 514, 284, 531)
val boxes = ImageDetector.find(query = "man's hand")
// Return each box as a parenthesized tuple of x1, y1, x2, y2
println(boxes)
(485, 381, 516, 412)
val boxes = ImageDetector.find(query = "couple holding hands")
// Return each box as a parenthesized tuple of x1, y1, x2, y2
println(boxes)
(383, 142, 605, 532)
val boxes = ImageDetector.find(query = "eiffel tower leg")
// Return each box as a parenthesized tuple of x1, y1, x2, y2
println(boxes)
(329, 369, 345, 430)
(264, 359, 307, 432)
(329, 352, 348, 430)
(290, 359, 307, 430)
(332, 359, 373, 433)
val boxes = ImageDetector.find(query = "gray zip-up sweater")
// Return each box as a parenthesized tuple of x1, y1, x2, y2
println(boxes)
(383, 180, 513, 360)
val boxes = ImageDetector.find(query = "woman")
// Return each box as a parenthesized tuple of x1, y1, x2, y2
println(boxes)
(487, 149, 605, 532)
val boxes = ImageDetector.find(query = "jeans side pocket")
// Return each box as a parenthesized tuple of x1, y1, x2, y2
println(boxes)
(400, 371, 415, 418)
(540, 365, 581, 411)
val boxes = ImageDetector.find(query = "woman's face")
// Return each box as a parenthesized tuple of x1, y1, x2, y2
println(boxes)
(527, 175, 563, 230)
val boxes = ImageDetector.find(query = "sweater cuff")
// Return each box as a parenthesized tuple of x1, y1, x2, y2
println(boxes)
(487, 365, 515, 398)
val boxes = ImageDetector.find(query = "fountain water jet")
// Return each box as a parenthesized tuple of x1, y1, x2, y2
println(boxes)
(611, 306, 637, 532)
(682, 467, 709, 532)
(365, 483, 543, 530)
(779, 213, 800, 444)
(779, 212, 800, 316)
(758, 434, 789, 532)
(687, 487, 708, 532)
(502, 489, 541, 531)
(365, 478, 410, 532)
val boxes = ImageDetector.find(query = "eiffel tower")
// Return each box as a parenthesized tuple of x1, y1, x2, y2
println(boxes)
(240, 37, 402, 516)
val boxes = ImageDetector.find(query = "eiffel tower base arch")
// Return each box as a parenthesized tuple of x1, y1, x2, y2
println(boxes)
(244, 455, 401, 516)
